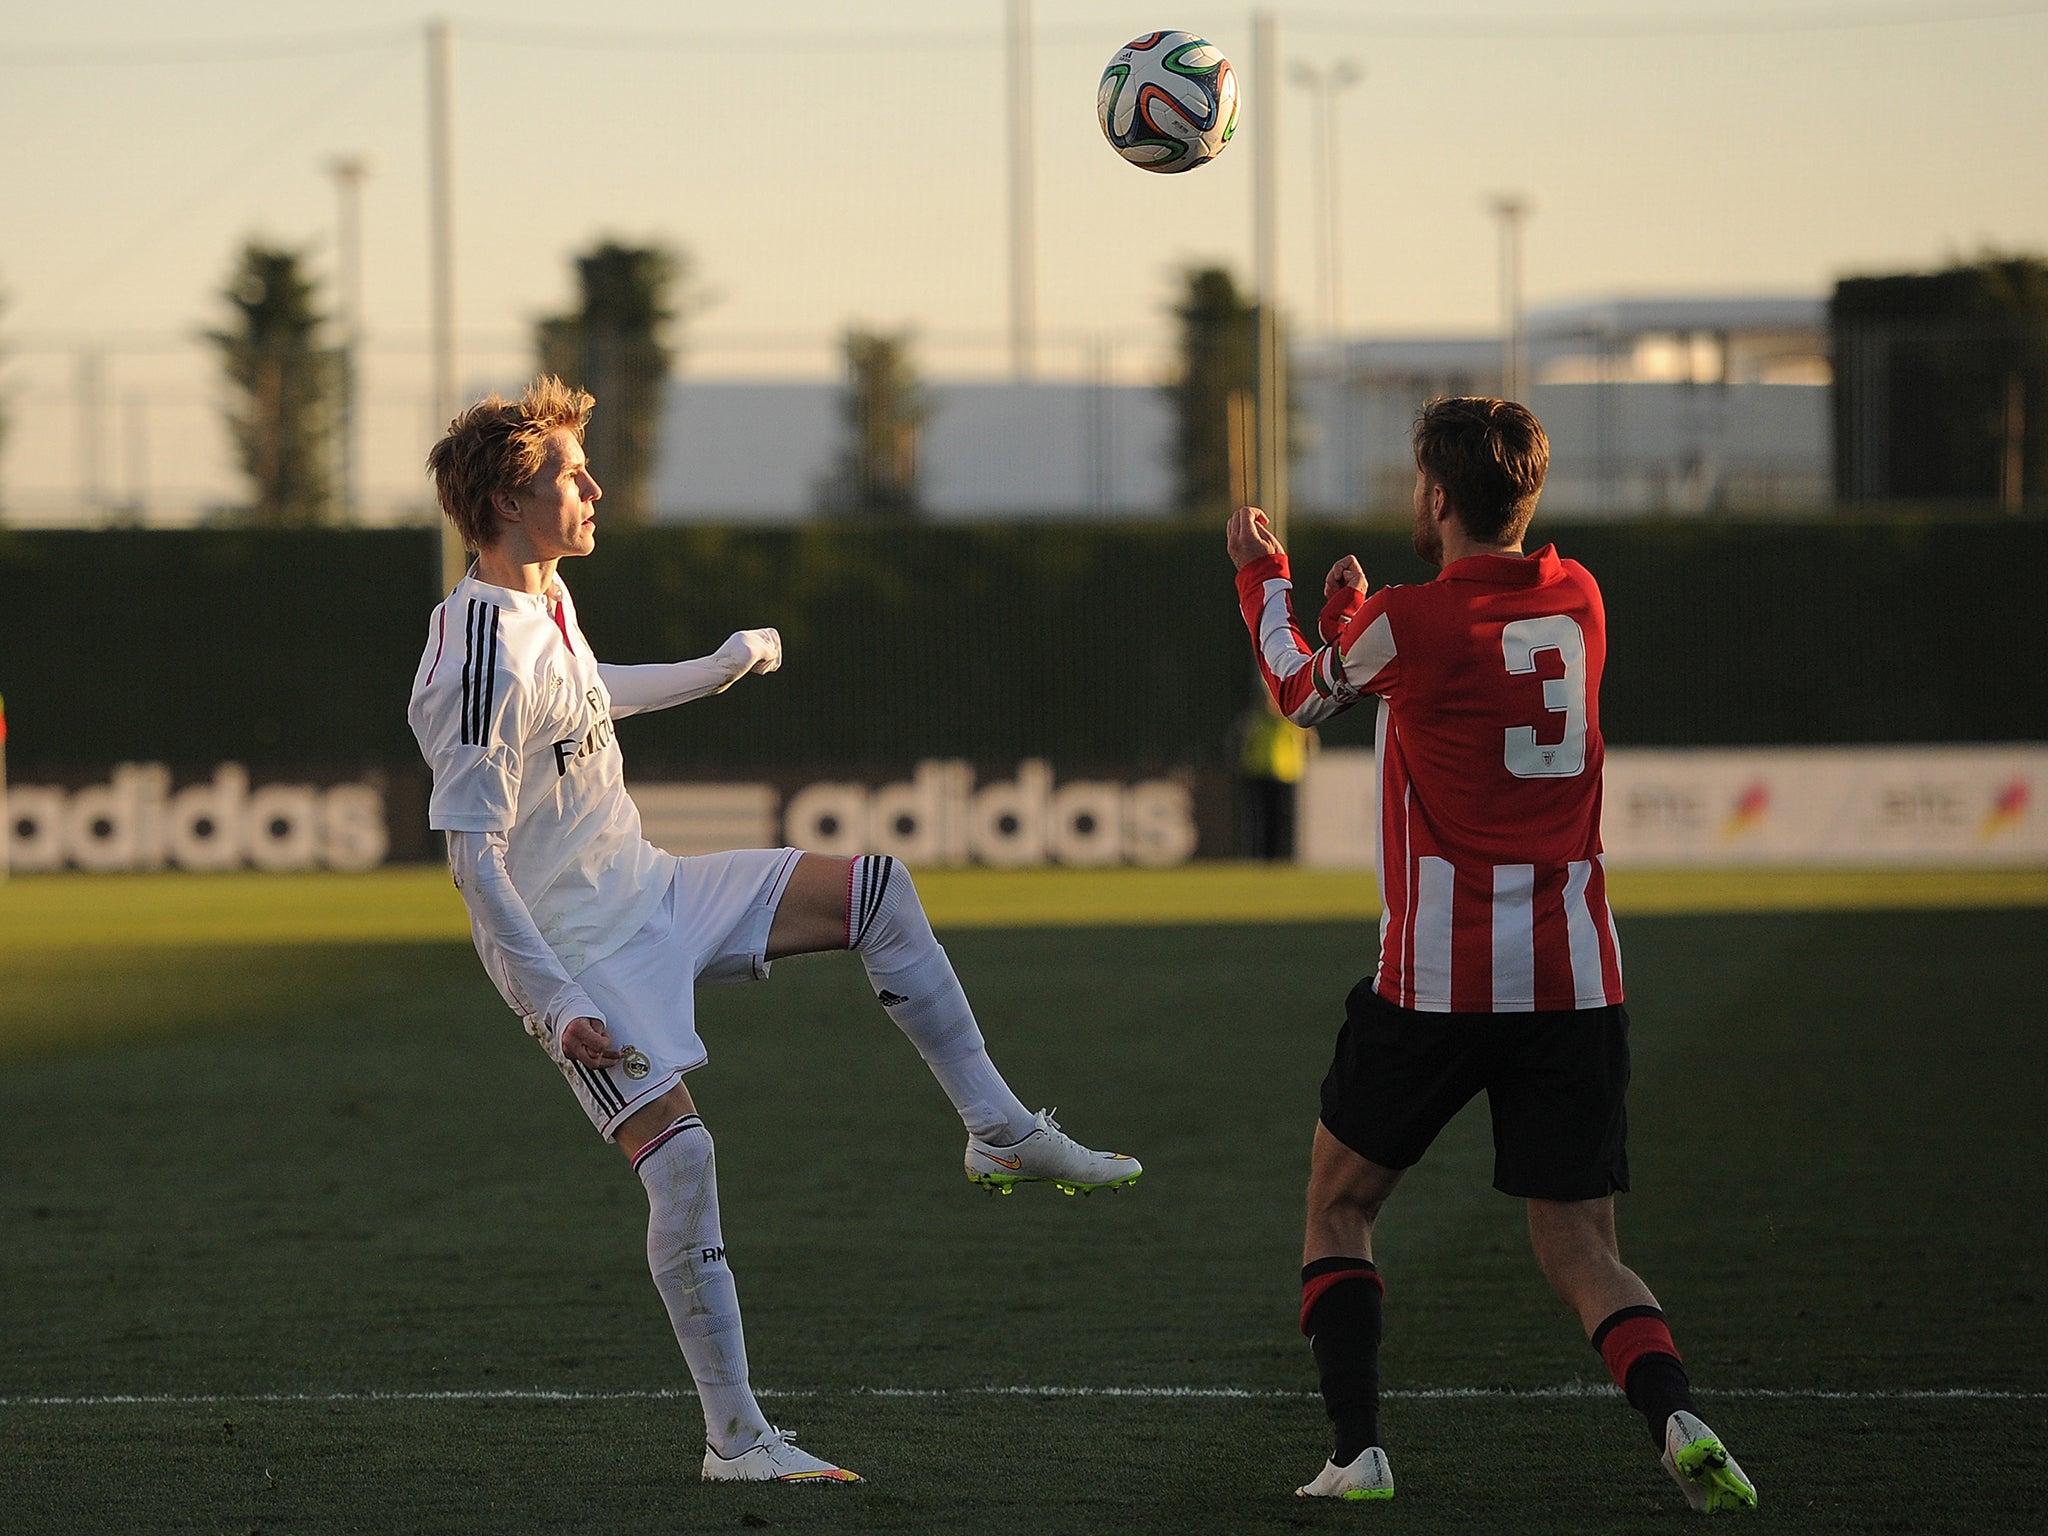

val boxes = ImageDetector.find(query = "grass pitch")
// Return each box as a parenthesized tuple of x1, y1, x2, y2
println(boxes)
(1, 870, 2044, 1533)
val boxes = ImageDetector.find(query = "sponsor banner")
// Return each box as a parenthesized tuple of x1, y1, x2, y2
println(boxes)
(1297, 750, 1380, 871)
(1604, 746, 2047, 866)
(1300, 746, 2048, 868)
(630, 782, 781, 858)
(632, 759, 1204, 868)
(1, 758, 1216, 873)
(4, 762, 390, 873)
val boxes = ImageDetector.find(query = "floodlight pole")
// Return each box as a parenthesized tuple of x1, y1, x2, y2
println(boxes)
(1006, 0, 1037, 380)
(78, 347, 106, 523)
(1253, 10, 1286, 541)
(1290, 60, 1360, 345)
(1491, 194, 1529, 401)
(427, 17, 465, 590)
(327, 154, 372, 523)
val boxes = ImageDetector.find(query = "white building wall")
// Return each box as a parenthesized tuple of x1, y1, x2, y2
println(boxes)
(654, 296, 1832, 521)
(655, 381, 840, 520)
(655, 379, 1174, 521)
(920, 383, 1173, 517)
(1532, 381, 1831, 516)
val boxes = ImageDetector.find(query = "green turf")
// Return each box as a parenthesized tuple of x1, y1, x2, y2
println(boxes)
(5, 864, 2046, 951)
(3, 901, 2045, 1532)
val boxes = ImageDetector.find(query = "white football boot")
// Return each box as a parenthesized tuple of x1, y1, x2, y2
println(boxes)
(1660, 1410, 1756, 1514)
(964, 1109, 1142, 1195)
(1296, 1446, 1394, 1501)
(701, 1427, 862, 1485)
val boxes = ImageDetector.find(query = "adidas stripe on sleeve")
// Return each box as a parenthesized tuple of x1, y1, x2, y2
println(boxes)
(415, 594, 528, 833)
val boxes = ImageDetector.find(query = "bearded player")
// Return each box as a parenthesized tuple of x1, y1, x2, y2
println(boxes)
(408, 377, 1140, 1488)
(1228, 397, 1755, 1513)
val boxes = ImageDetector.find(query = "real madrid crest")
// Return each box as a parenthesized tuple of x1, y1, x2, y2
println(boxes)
(621, 1047, 652, 1081)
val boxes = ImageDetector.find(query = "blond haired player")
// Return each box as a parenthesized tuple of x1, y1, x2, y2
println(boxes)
(408, 377, 1139, 1487)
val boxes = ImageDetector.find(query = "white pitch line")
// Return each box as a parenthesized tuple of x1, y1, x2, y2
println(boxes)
(2, 1384, 2043, 1409)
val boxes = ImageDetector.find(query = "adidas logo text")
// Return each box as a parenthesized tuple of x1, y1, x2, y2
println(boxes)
(876, 989, 909, 1007)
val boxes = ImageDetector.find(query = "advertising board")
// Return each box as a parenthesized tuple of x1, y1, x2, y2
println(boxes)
(1298, 746, 2048, 868)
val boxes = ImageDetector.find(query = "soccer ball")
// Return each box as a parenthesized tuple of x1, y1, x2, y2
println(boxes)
(1096, 31, 1238, 174)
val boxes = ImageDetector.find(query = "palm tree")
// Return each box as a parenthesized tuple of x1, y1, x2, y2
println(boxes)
(819, 328, 928, 519)
(208, 243, 336, 526)
(537, 241, 687, 525)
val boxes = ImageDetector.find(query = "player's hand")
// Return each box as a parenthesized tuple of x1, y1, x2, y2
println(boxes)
(560, 1016, 624, 1067)
(717, 627, 783, 678)
(1325, 556, 1367, 599)
(1226, 506, 1285, 569)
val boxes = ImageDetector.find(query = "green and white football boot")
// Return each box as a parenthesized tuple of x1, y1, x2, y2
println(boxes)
(1296, 1446, 1394, 1501)
(964, 1109, 1141, 1195)
(1661, 1410, 1757, 1514)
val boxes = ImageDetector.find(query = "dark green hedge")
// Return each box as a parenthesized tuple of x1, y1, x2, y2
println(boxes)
(1, 518, 2039, 780)
(0, 529, 439, 780)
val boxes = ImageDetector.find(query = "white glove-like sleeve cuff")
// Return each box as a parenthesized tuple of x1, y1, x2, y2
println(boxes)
(540, 982, 603, 1064)
(716, 627, 782, 677)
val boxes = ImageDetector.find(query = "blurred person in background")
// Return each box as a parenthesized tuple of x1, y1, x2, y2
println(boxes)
(1235, 691, 1314, 860)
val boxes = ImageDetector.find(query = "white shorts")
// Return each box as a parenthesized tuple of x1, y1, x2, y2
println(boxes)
(556, 846, 803, 1140)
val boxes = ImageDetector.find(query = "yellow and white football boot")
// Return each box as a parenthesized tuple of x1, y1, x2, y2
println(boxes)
(701, 1428, 861, 1485)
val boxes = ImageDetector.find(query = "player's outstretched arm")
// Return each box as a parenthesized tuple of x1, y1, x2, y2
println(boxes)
(1226, 505, 1285, 568)
(599, 628, 783, 718)
(1228, 510, 1358, 728)
(447, 828, 610, 1061)
(1319, 557, 1369, 643)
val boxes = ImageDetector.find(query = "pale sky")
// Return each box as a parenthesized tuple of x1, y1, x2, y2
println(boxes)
(3, 1, 2046, 509)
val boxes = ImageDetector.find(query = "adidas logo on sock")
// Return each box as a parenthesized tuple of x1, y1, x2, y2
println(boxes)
(876, 989, 909, 1007)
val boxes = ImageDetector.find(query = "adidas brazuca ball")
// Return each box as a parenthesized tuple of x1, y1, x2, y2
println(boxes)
(1096, 31, 1238, 174)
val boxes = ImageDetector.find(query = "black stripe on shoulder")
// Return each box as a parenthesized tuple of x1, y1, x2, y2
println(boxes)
(459, 599, 479, 745)
(479, 606, 502, 741)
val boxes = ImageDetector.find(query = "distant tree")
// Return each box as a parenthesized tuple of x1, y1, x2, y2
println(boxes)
(1833, 254, 2048, 509)
(1166, 266, 1263, 518)
(817, 327, 928, 518)
(537, 241, 686, 525)
(207, 243, 336, 526)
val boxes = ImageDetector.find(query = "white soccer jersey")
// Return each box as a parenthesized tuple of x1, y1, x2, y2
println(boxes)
(409, 571, 672, 976)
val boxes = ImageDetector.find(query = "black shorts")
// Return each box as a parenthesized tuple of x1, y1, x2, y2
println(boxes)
(1319, 979, 1632, 1201)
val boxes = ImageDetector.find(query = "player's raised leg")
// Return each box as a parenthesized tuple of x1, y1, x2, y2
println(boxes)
(1296, 1125, 1401, 1501)
(767, 852, 1142, 1195)
(1528, 1197, 1756, 1513)
(610, 1079, 860, 1485)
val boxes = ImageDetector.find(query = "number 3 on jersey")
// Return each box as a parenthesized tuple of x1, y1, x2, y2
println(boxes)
(1500, 615, 1588, 778)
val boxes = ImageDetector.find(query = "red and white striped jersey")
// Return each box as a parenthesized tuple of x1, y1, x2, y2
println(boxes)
(1235, 547, 1624, 1013)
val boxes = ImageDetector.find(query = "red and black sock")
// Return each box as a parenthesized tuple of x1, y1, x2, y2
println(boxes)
(1591, 1304, 1695, 1450)
(1301, 1257, 1384, 1466)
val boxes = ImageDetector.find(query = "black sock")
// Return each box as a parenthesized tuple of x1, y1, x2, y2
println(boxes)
(1590, 1304, 1696, 1451)
(1624, 1355, 1695, 1450)
(1301, 1257, 1383, 1465)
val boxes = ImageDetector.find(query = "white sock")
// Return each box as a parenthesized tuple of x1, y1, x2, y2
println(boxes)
(847, 855, 1036, 1143)
(633, 1115, 774, 1457)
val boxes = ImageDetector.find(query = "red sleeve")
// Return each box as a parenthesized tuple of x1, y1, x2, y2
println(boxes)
(1234, 554, 1366, 724)
(1319, 585, 1368, 645)
(1332, 585, 1401, 698)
